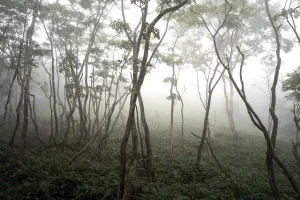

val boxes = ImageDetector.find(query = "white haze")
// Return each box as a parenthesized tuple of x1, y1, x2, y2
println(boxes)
(34, 0, 300, 140)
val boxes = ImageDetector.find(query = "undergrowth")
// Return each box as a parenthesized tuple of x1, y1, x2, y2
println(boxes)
(0, 127, 299, 199)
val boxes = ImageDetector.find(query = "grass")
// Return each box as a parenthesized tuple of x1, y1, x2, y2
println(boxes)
(0, 126, 299, 200)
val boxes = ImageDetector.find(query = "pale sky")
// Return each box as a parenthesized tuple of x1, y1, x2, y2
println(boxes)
(38, 0, 300, 137)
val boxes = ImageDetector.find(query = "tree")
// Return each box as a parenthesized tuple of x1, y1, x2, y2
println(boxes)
(0, 0, 44, 161)
(0, 0, 33, 137)
(179, 27, 224, 165)
(117, 0, 189, 199)
(39, 0, 125, 147)
(20, 0, 42, 162)
(282, 66, 300, 166)
(275, 0, 300, 44)
(161, 22, 187, 162)
(200, 0, 299, 197)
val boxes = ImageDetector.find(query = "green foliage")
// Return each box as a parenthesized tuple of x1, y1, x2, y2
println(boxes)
(0, 147, 119, 200)
(166, 93, 177, 100)
(106, 39, 131, 50)
(78, 0, 94, 9)
(0, 127, 299, 199)
(224, 13, 240, 29)
(152, 27, 160, 40)
(274, 6, 300, 21)
(118, 74, 129, 83)
(163, 77, 177, 85)
(110, 20, 132, 36)
(159, 53, 183, 67)
(282, 67, 300, 101)
(132, 0, 186, 6)
(58, 51, 81, 74)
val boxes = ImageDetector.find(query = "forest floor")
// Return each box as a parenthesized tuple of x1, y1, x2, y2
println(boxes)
(0, 126, 299, 200)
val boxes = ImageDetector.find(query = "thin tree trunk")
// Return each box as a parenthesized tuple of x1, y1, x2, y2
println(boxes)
(196, 93, 212, 167)
(138, 93, 154, 182)
(20, 1, 39, 159)
(118, 89, 138, 199)
(29, 94, 44, 145)
(1, 31, 25, 127)
(265, 0, 282, 196)
(131, 118, 138, 164)
(41, 63, 54, 141)
(20, 65, 32, 162)
(169, 63, 175, 164)
(0, 68, 18, 127)
(196, 64, 224, 167)
(292, 141, 300, 166)
(55, 49, 65, 140)
(106, 90, 130, 139)
(76, 93, 88, 145)
(117, 1, 188, 198)
(50, 22, 59, 142)
(174, 74, 185, 149)
(222, 76, 238, 139)
(9, 86, 24, 148)
(63, 87, 78, 145)
(135, 106, 146, 169)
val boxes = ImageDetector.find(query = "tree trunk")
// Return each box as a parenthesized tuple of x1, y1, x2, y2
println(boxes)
(292, 141, 300, 166)
(1, 68, 18, 127)
(138, 93, 154, 182)
(135, 106, 146, 169)
(20, 43, 36, 161)
(9, 85, 24, 148)
(20, 65, 32, 162)
(76, 93, 88, 144)
(50, 29, 59, 143)
(196, 93, 212, 168)
(118, 87, 139, 200)
(117, 1, 188, 198)
(174, 74, 185, 149)
(62, 87, 78, 146)
(131, 118, 138, 164)
(222, 76, 238, 139)
(169, 63, 175, 164)
(265, 0, 282, 197)
(1, 34, 25, 127)
(19, 0, 40, 161)
(29, 94, 44, 145)
(266, 148, 279, 197)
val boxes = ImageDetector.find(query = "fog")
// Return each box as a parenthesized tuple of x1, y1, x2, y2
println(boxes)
(141, 46, 299, 135)
(1, 0, 300, 199)
(29, 39, 299, 139)
(29, 0, 299, 138)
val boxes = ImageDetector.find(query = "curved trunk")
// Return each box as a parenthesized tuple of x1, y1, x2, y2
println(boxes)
(62, 86, 78, 145)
